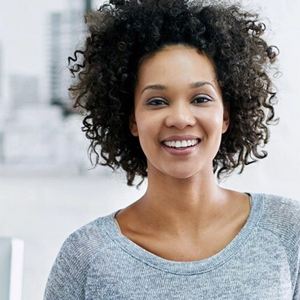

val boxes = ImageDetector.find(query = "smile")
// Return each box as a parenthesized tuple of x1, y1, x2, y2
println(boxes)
(162, 139, 200, 149)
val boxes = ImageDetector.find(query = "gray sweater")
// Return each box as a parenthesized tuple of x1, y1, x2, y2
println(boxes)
(44, 193, 300, 299)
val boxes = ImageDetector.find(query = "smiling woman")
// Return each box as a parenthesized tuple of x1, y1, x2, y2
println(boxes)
(43, 0, 300, 299)
(67, 1, 279, 187)
(131, 45, 229, 181)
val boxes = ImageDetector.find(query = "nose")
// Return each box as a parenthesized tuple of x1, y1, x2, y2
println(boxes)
(165, 102, 196, 129)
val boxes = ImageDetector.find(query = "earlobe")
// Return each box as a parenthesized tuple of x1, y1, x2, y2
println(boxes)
(129, 113, 139, 137)
(222, 105, 230, 133)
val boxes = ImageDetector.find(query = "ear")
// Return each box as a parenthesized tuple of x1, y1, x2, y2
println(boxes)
(129, 113, 139, 137)
(222, 104, 230, 134)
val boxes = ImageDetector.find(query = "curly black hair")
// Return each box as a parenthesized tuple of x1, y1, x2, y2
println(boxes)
(68, 0, 279, 186)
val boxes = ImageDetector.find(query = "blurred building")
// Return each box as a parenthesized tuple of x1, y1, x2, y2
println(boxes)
(1, 104, 89, 174)
(0, 0, 103, 175)
(48, 0, 93, 114)
(9, 74, 39, 107)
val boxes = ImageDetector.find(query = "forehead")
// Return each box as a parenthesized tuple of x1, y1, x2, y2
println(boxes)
(136, 45, 219, 91)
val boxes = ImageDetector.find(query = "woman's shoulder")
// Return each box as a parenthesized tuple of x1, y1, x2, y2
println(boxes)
(252, 193, 300, 219)
(49, 211, 119, 274)
(61, 211, 118, 256)
(44, 212, 118, 298)
(251, 193, 300, 244)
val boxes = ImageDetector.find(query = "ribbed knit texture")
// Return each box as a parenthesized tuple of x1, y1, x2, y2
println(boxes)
(44, 193, 300, 299)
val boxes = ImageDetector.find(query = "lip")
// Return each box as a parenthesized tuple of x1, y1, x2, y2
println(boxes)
(161, 135, 201, 156)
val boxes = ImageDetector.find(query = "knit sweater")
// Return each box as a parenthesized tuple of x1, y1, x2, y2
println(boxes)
(44, 193, 300, 299)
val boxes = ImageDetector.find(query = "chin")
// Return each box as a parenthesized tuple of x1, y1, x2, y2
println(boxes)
(164, 170, 202, 180)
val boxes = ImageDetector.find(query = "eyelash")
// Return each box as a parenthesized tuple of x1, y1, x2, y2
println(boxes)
(192, 96, 213, 104)
(146, 98, 168, 106)
(146, 95, 212, 106)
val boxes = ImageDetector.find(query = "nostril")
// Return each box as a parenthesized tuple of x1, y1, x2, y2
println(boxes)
(165, 112, 196, 129)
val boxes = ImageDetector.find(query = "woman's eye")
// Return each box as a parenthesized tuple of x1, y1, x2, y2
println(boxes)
(147, 98, 168, 106)
(192, 96, 212, 104)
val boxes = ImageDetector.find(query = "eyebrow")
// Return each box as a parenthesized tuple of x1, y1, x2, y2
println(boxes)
(189, 81, 216, 90)
(141, 84, 166, 94)
(141, 81, 216, 94)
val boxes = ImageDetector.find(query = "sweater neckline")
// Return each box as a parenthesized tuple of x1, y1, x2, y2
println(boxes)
(103, 193, 263, 275)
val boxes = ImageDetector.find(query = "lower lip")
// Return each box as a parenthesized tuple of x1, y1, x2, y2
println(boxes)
(162, 142, 200, 156)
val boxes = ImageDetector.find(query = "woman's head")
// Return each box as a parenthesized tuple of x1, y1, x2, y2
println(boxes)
(69, 0, 279, 186)
(131, 45, 230, 181)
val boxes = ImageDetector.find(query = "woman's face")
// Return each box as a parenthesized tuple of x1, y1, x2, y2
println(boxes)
(131, 45, 229, 180)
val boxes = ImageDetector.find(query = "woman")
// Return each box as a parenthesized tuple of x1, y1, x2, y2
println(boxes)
(44, 0, 300, 299)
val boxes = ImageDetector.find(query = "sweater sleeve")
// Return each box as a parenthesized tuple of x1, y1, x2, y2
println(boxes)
(293, 248, 300, 300)
(43, 230, 93, 300)
(258, 194, 300, 299)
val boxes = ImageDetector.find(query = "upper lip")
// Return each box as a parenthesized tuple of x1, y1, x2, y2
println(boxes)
(161, 135, 201, 142)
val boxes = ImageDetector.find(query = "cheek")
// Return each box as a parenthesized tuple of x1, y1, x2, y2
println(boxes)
(138, 124, 156, 146)
(130, 108, 147, 137)
(135, 110, 161, 133)
(134, 115, 160, 153)
(197, 110, 225, 133)
(132, 114, 152, 140)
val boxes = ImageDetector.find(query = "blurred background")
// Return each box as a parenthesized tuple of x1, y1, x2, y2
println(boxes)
(0, 0, 299, 299)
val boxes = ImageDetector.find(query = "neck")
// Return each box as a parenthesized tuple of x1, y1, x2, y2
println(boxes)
(135, 169, 229, 234)
(148, 170, 219, 205)
(116, 169, 250, 262)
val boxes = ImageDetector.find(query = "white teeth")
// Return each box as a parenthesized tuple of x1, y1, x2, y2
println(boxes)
(163, 139, 199, 148)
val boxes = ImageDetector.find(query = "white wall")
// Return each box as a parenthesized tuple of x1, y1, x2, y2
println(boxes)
(0, 0, 299, 299)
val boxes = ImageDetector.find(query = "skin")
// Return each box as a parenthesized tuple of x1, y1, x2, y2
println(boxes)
(116, 45, 250, 262)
